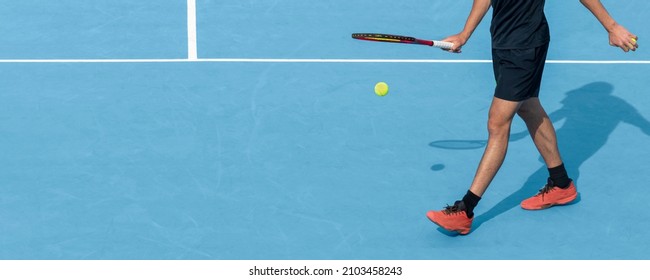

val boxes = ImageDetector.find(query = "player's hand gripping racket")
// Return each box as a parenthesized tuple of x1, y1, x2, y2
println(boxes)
(352, 33, 454, 50)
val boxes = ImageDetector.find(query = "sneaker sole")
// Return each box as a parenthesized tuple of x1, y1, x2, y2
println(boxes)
(426, 213, 471, 235)
(521, 192, 578, 211)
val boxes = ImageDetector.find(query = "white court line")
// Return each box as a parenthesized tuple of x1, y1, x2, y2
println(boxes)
(0, 58, 649, 64)
(187, 0, 198, 60)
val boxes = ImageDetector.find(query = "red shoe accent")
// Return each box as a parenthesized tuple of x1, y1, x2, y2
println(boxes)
(426, 201, 473, 235)
(521, 180, 578, 210)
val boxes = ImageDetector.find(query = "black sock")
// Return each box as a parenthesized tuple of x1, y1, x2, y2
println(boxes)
(548, 163, 571, 189)
(461, 190, 481, 219)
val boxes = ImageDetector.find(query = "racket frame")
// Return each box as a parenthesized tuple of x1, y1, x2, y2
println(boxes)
(352, 33, 453, 49)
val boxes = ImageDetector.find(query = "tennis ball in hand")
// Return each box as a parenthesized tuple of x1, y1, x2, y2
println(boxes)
(374, 82, 389, 96)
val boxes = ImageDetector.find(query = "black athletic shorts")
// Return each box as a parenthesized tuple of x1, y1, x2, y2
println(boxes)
(492, 42, 549, 101)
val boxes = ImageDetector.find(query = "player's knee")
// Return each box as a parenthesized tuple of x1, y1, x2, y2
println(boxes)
(486, 118, 511, 137)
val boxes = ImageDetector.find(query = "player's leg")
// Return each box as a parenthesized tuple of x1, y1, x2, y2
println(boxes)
(518, 98, 578, 210)
(517, 97, 562, 168)
(468, 97, 522, 197)
(426, 97, 520, 235)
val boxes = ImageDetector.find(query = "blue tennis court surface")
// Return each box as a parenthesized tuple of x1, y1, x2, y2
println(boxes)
(0, 1, 649, 260)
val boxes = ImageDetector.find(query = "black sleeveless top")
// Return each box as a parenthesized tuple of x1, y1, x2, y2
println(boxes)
(490, 0, 550, 49)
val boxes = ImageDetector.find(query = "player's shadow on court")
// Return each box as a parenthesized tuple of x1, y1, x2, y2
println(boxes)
(432, 82, 650, 235)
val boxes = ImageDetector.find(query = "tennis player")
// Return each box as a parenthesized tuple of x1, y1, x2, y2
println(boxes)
(427, 0, 638, 235)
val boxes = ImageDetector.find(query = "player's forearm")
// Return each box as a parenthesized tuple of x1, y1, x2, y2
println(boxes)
(459, 0, 491, 40)
(579, 0, 618, 32)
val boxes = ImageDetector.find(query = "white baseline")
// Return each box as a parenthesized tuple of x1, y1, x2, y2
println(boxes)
(0, 58, 649, 64)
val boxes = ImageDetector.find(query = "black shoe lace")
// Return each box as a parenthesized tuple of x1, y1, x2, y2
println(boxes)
(442, 201, 466, 215)
(536, 179, 556, 199)
(538, 184, 554, 195)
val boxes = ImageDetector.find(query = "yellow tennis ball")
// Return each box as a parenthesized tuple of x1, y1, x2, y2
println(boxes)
(374, 82, 389, 96)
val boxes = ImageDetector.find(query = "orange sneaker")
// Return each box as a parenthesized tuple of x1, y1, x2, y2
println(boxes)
(426, 201, 473, 235)
(521, 179, 578, 210)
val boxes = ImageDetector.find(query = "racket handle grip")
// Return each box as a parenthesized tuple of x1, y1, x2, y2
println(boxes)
(433, 41, 454, 50)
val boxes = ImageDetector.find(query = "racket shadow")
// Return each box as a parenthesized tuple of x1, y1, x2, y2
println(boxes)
(428, 140, 487, 150)
(429, 132, 527, 150)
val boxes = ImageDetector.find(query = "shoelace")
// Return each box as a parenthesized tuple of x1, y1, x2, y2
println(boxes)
(442, 203, 465, 215)
(536, 183, 556, 199)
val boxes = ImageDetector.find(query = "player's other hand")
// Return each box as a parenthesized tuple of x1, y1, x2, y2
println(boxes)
(608, 23, 638, 52)
(442, 33, 468, 53)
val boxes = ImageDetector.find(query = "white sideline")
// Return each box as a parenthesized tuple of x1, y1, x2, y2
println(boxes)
(187, 0, 198, 60)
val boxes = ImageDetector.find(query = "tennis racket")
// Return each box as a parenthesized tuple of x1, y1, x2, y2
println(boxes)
(352, 33, 454, 50)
